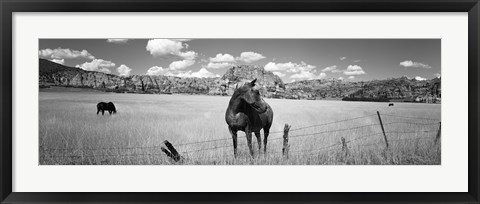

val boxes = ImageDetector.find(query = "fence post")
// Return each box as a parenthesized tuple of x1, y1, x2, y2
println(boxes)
(282, 123, 291, 158)
(341, 137, 348, 156)
(434, 122, 441, 144)
(376, 111, 389, 149)
(161, 140, 183, 162)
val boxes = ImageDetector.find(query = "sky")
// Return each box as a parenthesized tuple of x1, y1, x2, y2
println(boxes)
(39, 39, 441, 82)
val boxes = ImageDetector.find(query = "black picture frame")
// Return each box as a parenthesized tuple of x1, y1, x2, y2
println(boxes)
(1, 0, 479, 203)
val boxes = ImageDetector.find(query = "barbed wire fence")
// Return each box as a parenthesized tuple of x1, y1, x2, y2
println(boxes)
(40, 111, 441, 164)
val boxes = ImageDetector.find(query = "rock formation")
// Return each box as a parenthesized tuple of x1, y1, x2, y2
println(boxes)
(39, 58, 441, 103)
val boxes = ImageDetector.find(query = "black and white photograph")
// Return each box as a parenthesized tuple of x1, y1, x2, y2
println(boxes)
(39, 39, 441, 165)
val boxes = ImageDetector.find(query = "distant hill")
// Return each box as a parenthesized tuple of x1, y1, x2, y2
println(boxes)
(40, 59, 123, 89)
(284, 76, 440, 103)
(39, 58, 85, 75)
(39, 58, 441, 103)
(341, 76, 441, 103)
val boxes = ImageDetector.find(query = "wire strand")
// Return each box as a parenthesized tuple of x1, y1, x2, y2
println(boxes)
(41, 113, 440, 159)
(381, 114, 440, 121)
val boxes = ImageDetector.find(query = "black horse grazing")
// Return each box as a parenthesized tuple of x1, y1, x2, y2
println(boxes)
(97, 102, 117, 115)
(389, 103, 394, 107)
(225, 79, 273, 157)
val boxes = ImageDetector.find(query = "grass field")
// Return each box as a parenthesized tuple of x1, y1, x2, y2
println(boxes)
(39, 87, 441, 165)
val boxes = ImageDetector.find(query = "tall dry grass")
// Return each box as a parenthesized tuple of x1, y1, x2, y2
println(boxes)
(39, 87, 441, 165)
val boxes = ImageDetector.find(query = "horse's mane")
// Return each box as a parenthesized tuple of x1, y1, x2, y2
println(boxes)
(231, 82, 252, 99)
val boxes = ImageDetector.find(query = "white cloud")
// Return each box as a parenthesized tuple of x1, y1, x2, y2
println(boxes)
(348, 76, 355, 79)
(146, 65, 219, 78)
(146, 39, 197, 60)
(290, 71, 326, 80)
(50, 59, 64, 65)
(166, 68, 219, 78)
(289, 61, 316, 73)
(340, 57, 347, 60)
(399, 60, 432, 69)
(264, 62, 293, 71)
(116, 64, 132, 77)
(190, 68, 220, 78)
(343, 65, 366, 75)
(146, 39, 183, 56)
(145, 39, 197, 71)
(178, 51, 197, 60)
(264, 61, 316, 73)
(205, 51, 265, 69)
(236, 51, 266, 63)
(169, 59, 195, 70)
(415, 76, 427, 81)
(210, 53, 235, 62)
(76, 59, 115, 74)
(146, 66, 168, 76)
(434, 73, 441, 78)
(321, 65, 337, 72)
(206, 62, 233, 69)
(272, 72, 286, 77)
(192, 68, 220, 78)
(107, 39, 129, 44)
(338, 77, 344, 80)
(318, 72, 327, 79)
(39, 48, 95, 60)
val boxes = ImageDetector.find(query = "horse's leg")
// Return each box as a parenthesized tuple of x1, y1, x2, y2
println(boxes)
(97, 109, 100, 115)
(102, 110, 105, 115)
(246, 127, 254, 157)
(228, 126, 238, 158)
(263, 129, 270, 154)
(254, 132, 261, 152)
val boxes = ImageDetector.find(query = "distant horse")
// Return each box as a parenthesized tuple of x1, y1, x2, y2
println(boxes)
(225, 79, 273, 157)
(97, 102, 117, 115)
(389, 103, 394, 107)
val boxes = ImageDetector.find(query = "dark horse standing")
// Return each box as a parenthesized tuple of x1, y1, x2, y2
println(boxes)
(225, 79, 273, 157)
(97, 102, 117, 115)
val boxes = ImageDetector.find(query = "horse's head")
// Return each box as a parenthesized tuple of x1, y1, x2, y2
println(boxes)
(237, 79, 267, 113)
(108, 102, 117, 114)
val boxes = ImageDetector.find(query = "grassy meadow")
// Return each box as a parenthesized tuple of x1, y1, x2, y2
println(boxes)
(39, 87, 441, 165)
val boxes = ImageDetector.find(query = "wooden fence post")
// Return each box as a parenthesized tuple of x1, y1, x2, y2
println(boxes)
(341, 137, 349, 156)
(282, 123, 291, 158)
(161, 140, 183, 162)
(434, 122, 441, 144)
(376, 111, 389, 149)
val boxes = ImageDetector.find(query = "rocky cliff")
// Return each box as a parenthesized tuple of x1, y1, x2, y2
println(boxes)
(40, 61, 221, 95)
(39, 59, 284, 96)
(221, 64, 285, 97)
(283, 76, 441, 103)
(39, 58, 441, 103)
(342, 76, 441, 103)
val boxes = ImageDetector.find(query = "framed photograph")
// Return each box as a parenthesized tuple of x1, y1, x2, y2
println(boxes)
(1, 0, 479, 203)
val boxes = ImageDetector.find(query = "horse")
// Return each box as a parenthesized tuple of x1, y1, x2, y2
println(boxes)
(389, 103, 394, 107)
(97, 102, 117, 115)
(225, 79, 273, 158)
